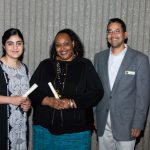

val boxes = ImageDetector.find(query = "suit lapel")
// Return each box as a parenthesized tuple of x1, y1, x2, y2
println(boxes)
(111, 48, 134, 95)
(102, 50, 111, 92)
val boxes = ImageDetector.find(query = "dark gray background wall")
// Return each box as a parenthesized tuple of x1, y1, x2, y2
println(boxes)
(0, 0, 150, 149)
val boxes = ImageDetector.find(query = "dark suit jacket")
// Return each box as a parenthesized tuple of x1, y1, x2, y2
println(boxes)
(94, 46, 150, 140)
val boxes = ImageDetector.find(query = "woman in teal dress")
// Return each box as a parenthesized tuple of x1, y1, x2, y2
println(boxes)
(30, 29, 104, 150)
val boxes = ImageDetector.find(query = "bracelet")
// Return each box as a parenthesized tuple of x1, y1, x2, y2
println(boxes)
(69, 99, 74, 108)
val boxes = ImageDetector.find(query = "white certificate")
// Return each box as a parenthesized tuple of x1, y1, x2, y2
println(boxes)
(23, 83, 38, 97)
(48, 82, 59, 99)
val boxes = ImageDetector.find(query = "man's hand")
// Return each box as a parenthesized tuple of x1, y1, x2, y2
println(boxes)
(131, 128, 141, 138)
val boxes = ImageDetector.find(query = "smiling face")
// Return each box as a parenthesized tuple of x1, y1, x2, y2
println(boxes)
(3, 34, 24, 60)
(107, 22, 128, 51)
(55, 33, 75, 61)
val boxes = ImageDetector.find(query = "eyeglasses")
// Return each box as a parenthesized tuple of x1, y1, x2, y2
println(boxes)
(106, 29, 122, 35)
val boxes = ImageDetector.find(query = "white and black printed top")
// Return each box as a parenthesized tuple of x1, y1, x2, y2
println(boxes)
(1, 62, 29, 150)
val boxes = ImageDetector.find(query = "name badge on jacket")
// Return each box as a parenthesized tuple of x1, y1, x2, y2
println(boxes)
(125, 71, 135, 75)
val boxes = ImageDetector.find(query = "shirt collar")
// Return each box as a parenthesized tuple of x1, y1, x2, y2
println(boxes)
(110, 44, 127, 56)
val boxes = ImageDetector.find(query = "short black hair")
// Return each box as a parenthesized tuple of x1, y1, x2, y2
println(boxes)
(107, 18, 128, 45)
(107, 18, 127, 32)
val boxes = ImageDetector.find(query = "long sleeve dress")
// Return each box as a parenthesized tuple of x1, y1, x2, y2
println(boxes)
(0, 61, 29, 150)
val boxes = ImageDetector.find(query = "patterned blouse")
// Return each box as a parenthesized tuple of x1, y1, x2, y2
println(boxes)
(1, 62, 29, 150)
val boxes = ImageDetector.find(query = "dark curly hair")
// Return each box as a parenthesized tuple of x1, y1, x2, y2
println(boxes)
(50, 29, 84, 60)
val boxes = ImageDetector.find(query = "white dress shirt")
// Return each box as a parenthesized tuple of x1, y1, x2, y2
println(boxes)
(108, 44, 127, 90)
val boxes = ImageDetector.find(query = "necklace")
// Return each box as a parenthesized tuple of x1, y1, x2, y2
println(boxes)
(54, 61, 68, 98)
(0, 57, 21, 69)
(52, 61, 68, 127)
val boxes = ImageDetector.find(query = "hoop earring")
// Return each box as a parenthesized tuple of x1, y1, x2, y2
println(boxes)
(74, 49, 78, 56)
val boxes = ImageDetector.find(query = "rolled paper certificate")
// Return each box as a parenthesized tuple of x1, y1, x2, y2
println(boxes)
(48, 82, 59, 99)
(16, 83, 38, 110)
(23, 83, 38, 97)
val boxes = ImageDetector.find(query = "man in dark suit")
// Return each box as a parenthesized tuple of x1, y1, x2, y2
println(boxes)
(94, 18, 150, 150)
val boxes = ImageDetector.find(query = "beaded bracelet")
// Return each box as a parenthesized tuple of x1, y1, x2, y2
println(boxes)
(69, 99, 74, 108)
